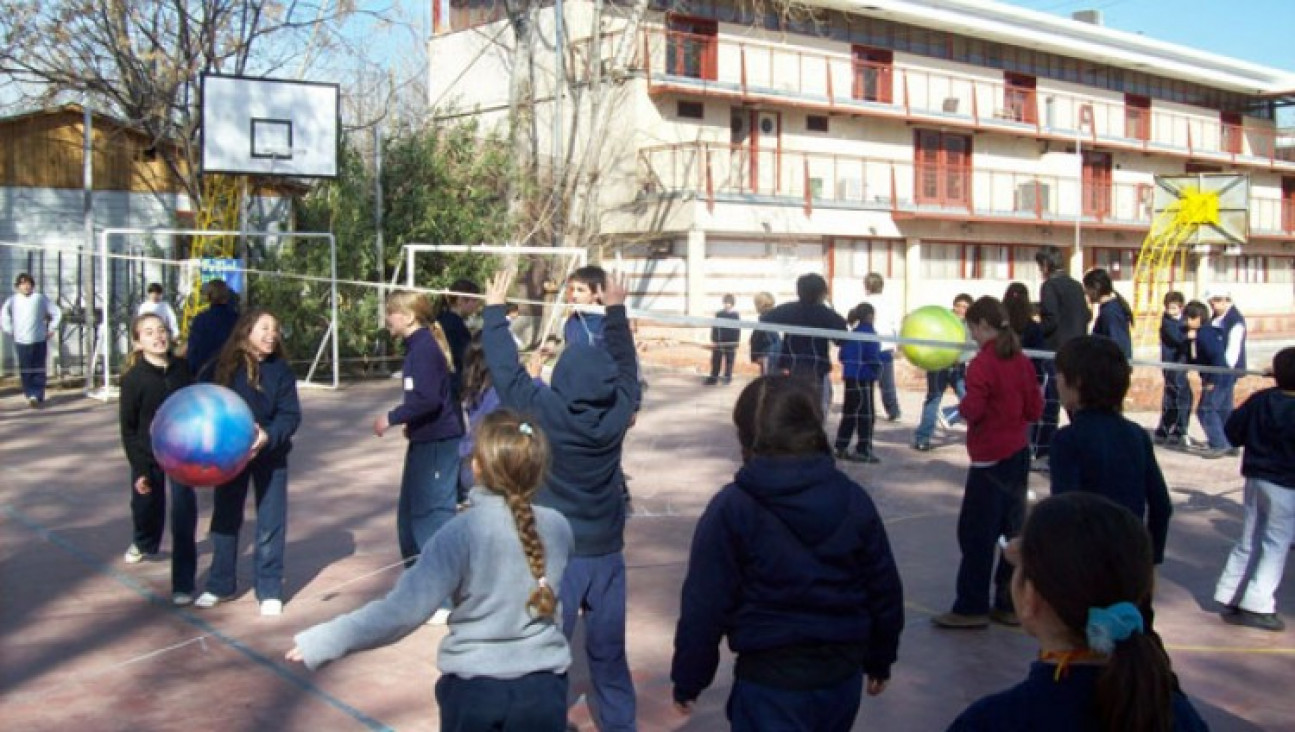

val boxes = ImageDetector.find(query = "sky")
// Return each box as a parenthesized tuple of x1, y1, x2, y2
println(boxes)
(1000, 0, 1294, 71)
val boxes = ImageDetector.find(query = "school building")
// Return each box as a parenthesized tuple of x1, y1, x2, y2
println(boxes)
(428, 0, 1295, 338)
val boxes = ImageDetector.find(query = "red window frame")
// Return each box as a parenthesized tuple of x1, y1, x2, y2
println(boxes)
(666, 15, 718, 80)
(1003, 73, 1037, 124)
(851, 46, 893, 103)
(1082, 151, 1113, 219)
(1125, 94, 1151, 142)
(1221, 112, 1243, 155)
(1283, 178, 1295, 233)
(914, 130, 972, 209)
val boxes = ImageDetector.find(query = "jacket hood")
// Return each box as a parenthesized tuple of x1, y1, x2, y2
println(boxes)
(735, 455, 851, 546)
(550, 343, 621, 430)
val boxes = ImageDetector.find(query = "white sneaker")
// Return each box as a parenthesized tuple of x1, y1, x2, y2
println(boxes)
(260, 599, 283, 616)
(123, 545, 144, 564)
(937, 410, 951, 430)
(172, 592, 194, 606)
(194, 592, 224, 609)
(427, 608, 451, 626)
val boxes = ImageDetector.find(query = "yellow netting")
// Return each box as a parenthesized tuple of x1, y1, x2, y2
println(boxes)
(179, 175, 243, 336)
(1131, 187, 1220, 346)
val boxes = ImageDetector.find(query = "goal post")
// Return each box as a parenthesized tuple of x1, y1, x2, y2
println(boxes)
(94, 227, 339, 399)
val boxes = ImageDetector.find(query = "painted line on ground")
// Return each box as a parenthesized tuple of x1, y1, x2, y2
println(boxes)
(1, 504, 394, 732)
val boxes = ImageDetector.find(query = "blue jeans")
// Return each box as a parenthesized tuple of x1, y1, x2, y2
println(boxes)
(436, 671, 568, 731)
(1214, 374, 1238, 445)
(953, 448, 1029, 616)
(1031, 361, 1060, 459)
(878, 355, 901, 419)
(1156, 369, 1193, 439)
(1197, 381, 1230, 449)
(171, 481, 198, 595)
(728, 670, 863, 732)
(398, 437, 461, 564)
(206, 456, 289, 601)
(15, 340, 48, 401)
(914, 367, 965, 443)
(561, 553, 636, 732)
(1214, 477, 1295, 614)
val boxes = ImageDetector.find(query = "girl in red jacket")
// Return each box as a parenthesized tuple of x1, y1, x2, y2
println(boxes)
(933, 296, 1043, 629)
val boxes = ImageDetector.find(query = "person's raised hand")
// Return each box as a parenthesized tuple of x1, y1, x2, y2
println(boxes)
(485, 270, 514, 307)
(598, 272, 629, 308)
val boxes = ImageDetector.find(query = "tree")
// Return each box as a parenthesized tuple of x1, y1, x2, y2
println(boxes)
(0, 0, 395, 209)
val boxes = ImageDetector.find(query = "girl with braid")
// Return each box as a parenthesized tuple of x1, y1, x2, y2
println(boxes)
(289, 410, 574, 731)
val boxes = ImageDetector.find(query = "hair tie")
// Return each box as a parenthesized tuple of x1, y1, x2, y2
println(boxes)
(537, 576, 549, 589)
(519, 422, 533, 436)
(1086, 602, 1143, 654)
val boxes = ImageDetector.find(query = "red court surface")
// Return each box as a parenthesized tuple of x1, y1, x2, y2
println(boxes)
(1, 376, 1290, 731)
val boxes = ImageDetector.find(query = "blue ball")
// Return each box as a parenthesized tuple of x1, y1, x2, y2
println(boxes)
(151, 384, 257, 487)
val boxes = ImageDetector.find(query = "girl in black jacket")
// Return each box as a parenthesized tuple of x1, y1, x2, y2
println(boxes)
(118, 313, 196, 605)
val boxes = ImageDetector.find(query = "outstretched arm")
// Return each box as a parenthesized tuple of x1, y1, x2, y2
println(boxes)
(482, 270, 546, 413)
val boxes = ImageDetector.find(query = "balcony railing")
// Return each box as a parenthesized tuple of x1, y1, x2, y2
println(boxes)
(638, 141, 1295, 236)
(640, 27, 1295, 169)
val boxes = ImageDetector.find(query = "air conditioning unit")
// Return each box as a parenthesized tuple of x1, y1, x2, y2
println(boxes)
(598, 58, 628, 81)
(942, 97, 960, 114)
(1015, 182, 1051, 212)
(838, 177, 864, 201)
(757, 113, 778, 135)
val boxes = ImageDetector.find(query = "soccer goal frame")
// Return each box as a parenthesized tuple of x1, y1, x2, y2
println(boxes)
(94, 228, 339, 400)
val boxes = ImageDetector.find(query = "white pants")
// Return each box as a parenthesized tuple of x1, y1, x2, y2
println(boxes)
(1214, 477, 1295, 614)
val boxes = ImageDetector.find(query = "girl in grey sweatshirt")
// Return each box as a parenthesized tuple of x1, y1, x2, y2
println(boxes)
(288, 411, 574, 730)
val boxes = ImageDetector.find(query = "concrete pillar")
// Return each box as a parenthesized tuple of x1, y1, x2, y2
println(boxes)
(1195, 247, 1213, 299)
(903, 237, 922, 312)
(686, 228, 706, 316)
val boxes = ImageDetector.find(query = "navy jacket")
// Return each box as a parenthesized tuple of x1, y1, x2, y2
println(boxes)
(1159, 313, 1189, 364)
(672, 455, 904, 702)
(482, 303, 638, 556)
(186, 303, 239, 378)
(1049, 410, 1172, 563)
(119, 356, 193, 477)
(1189, 325, 1227, 385)
(563, 311, 605, 349)
(749, 312, 781, 363)
(762, 301, 848, 379)
(225, 355, 301, 465)
(1091, 299, 1132, 359)
(711, 309, 740, 346)
(1038, 273, 1090, 350)
(1214, 305, 1247, 370)
(949, 661, 1207, 731)
(839, 323, 881, 382)
(388, 328, 463, 443)
(1225, 387, 1295, 490)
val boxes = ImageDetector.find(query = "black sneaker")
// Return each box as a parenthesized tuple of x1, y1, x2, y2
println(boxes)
(834, 448, 867, 463)
(703, 377, 718, 386)
(1222, 609, 1285, 632)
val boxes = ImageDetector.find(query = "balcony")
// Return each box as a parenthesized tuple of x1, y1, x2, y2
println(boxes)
(638, 141, 1295, 238)
(639, 27, 1295, 171)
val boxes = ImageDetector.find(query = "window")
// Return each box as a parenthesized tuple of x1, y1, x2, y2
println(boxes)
(1082, 151, 1113, 219)
(914, 130, 972, 208)
(1002, 73, 1037, 124)
(807, 115, 829, 133)
(1088, 248, 1137, 280)
(1217, 255, 1267, 284)
(851, 46, 893, 103)
(676, 101, 704, 119)
(1125, 94, 1151, 141)
(841, 239, 905, 280)
(1221, 112, 1243, 155)
(666, 15, 717, 80)
(920, 242, 963, 279)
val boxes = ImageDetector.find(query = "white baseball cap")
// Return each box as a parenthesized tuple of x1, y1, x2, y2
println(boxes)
(1202, 287, 1232, 302)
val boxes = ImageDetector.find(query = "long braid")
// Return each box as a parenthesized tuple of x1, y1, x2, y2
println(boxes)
(504, 490, 556, 618)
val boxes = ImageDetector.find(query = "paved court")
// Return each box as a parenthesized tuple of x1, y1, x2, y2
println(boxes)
(1, 373, 1290, 731)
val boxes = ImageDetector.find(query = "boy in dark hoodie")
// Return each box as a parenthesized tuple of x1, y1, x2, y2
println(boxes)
(1155, 291, 1192, 446)
(762, 273, 848, 418)
(1185, 300, 1230, 456)
(482, 269, 641, 731)
(671, 376, 903, 728)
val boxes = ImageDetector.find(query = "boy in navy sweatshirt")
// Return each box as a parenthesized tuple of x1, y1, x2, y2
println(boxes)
(1213, 347, 1295, 632)
(482, 269, 641, 731)
(1155, 291, 1192, 446)
(1185, 300, 1230, 456)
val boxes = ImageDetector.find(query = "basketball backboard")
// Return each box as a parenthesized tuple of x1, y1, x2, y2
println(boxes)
(201, 74, 339, 178)
(1152, 174, 1249, 246)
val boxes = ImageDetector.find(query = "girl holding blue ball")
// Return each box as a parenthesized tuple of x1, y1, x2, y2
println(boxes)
(118, 313, 196, 605)
(195, 309, 301, 616)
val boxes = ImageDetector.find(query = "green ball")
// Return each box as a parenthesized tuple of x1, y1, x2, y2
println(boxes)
(899, 306, 967, 371)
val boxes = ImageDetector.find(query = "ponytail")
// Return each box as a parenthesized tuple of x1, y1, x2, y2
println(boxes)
(1096, 633, 1174, 732)
(430, 322, 456, 373)
(965, 296, 1021, 359)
